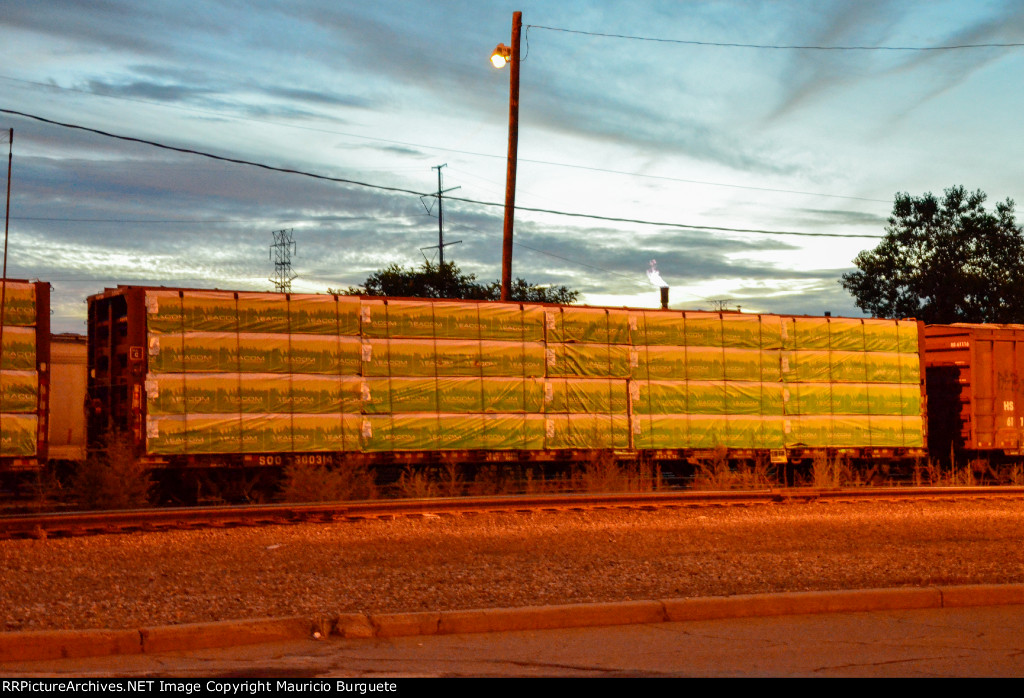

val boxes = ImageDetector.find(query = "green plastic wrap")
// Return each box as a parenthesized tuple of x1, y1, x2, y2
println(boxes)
(238, 374, 292, 413)
(723, 348, 762, 381)
(0, 413, 37, 456)
(643, 414, 688, 448)
(760, 316, 784, 351)
(183, 292, 238, 333)
(389, 377, 441, 413)
(360, 339, 433, 377)
(721, 315, 763, 349)
(896, 320, 920, 354)
(0, 327, 35, 371)
(636, 311, 685, 346)
(687, 381, 726, 414)
(864, 352, 905, 383)
(138, 293, 926, 455)
(480, 341, 546, 377)
(237, 294, 290, 333)
(829, 318, 865, 352)
(725, 382, 769, 416)
(546, 343, 631, 378)
(288, 334, 361, 375)
(899, 353, 921, 383)
(786, 384, 833, 415)
(288, 295, 341, 335)
(0, 282, 36, 326)
(292, 414, 348, 452)
(685, 346, 726, 381)
(829, 351, 867, 383)
(686, 415, 729, 448)
(437, 414, 488, 450)
(684, 312, 723, 347)
(635, 346, 720, 381)
(545, 307, 633, 345)
(861, 320, 900, 352)
(288, 375, 344, 413)
(0, 371, 38, 413)
(189, 414, 242, 453)
(790, 317, 831, 350)
(483, 377, 545, 413)
(902, 415, 925, 447)
(546, 307, 601, 343)
(544, 414, 629, 449)
(358, 377, 391, 414)
(144, 291, 184, 334)
(430, 302, 479, 339)
(478, 414, 536, 449)
(478, 304, 545, 342)
(435, 341, 485, 376)
(543, 378, 628, 414)
(783, 351, 831, 382)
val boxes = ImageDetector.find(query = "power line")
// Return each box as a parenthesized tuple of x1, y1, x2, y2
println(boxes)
(527, 25, 1024, 51)
(1, 74, 890, 204)
(0, 108, 885, 239)
(11, 215, 380, 224)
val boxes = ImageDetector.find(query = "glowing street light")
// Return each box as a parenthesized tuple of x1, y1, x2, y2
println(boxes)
(491, 12, 521, 302)
(490, 44, 511, 69)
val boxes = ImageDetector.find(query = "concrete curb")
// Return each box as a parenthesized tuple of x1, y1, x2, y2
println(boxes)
(3, 584, 1023, 663)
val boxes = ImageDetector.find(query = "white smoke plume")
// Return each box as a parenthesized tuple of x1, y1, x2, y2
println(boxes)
(647, 259, 668, 288)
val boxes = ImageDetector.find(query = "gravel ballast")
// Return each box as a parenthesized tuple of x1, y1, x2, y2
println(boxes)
(2, 497, 1023, 632)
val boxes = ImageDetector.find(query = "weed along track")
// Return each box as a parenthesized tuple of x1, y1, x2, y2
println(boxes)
(3, 488, 1024, 540)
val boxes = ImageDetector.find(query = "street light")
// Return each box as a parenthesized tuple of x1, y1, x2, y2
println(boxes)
(490, 44, 511, 68)
(491, 11, 522, 302)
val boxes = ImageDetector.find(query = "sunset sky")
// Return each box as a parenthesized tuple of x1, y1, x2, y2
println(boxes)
(3, 1, 1023, 331)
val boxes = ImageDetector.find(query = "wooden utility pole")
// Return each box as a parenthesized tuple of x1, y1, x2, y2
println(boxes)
(500, 11, 522, 301)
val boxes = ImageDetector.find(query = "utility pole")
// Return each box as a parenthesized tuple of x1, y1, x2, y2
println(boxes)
(269, 228, 297, 293)
(1, 129, 13, 367)
(420, 164, 461, 266)
(500, 11, 522, 301)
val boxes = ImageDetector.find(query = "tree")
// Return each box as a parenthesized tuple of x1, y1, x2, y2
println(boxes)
(333, 260, 579, 304)
(841, 186, 1024, 323)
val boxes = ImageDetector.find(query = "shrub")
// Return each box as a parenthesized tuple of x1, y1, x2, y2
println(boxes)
(395, 465, 437, 499)
(280, 455, 378, 503)
(691, 447, 734, 490)
(71, 433, 153, 510)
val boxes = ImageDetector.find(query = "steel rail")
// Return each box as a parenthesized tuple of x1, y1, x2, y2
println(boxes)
(3, 487, 1024, 540)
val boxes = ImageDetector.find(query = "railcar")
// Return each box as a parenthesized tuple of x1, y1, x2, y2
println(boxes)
(0, 280, 51, 472)
(83, 285, 928, 475)
(923, 323, 1024, 466)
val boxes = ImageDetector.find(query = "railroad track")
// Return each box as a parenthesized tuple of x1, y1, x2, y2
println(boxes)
(3, 487, 1024, 540)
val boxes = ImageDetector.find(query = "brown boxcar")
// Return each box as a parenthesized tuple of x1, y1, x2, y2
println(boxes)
(924, 323, 1024, 458)
(48, 333, 88, 461)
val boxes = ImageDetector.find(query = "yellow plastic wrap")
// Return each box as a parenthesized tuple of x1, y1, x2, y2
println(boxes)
(684, 312, 722, 347)
(721, 314, 763, 349)
(0, 327, 36, 371)
(0, 371, 38, 413)
(182, 292, 238, 333)
(0, 413, 37, 456)
(0, 281, 36, 326)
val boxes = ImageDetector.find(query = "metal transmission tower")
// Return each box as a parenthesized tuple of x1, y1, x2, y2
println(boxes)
(420, 164, 461, 266)
(269, 228, 297, 293)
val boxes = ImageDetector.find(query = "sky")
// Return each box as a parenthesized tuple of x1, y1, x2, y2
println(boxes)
(2, 0, 1024, 332)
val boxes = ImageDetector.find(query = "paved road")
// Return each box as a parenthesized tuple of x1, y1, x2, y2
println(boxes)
(5, 604, 1024, 677)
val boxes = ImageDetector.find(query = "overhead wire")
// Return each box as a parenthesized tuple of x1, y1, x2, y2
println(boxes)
(0, 108, 886, 239)
(526, 25, 1024, 51)
(1, 74, 890, 205)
